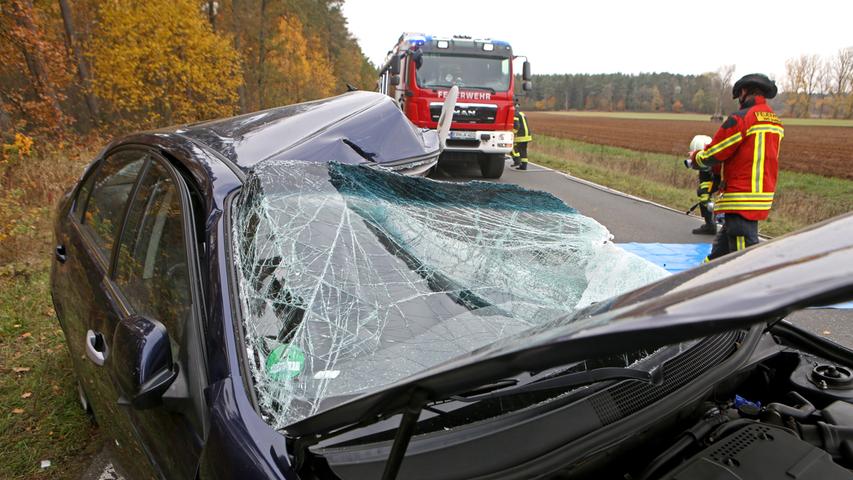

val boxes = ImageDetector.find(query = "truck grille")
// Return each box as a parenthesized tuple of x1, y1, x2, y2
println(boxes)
(430, 103, 497, 124)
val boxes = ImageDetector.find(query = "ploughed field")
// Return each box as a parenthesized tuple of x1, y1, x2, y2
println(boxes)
(527, 112, 853, 180)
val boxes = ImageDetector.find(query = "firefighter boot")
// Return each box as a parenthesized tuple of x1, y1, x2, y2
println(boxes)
(515, 161, 528, 171)
(692, 203, 717, 235)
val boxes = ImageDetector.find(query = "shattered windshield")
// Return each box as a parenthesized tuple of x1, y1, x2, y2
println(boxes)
(416, 53, 511, 91)
(232, 162, 668, 428)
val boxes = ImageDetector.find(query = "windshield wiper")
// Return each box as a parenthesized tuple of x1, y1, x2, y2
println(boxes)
(462, 86, 496, 94)
(449, 366, 664, 403)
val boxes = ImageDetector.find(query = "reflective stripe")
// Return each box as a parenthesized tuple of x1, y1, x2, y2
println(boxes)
(515, 113, 532, 142)
(746, 124, 784, 138)
(752, 132, 765, 192)
(715, 204, 773, 211)
(719, 192, 774, 199)
(696, 132, 743, 166)
(735, 236, 745, 251)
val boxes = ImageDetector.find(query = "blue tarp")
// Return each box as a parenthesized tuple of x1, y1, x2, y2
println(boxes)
(618, 242, 853, 309)
(617, 243, 712, 274)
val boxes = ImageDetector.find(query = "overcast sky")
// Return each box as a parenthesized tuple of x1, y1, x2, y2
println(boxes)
(342, 0, 852, 81)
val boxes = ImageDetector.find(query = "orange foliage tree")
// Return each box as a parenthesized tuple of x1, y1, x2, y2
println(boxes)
(0, 0, 72, 135)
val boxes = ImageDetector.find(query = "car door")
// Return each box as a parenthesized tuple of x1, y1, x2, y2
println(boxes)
(104, 153, 207, 479)
(52, 149, 159, 477)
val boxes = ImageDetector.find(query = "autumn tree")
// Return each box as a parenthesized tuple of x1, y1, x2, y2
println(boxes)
(87, 0, 242, 129)
(0, 0, 72, 134)
(264, 15, 336, 107)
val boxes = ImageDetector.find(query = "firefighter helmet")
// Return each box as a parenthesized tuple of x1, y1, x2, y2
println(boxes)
(732, 74, 777, 99)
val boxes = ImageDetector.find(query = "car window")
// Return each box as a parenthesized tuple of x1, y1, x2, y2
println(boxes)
(114, 159, 191, 347)
(73, 167, 98, 216)
(80, 151, 147, 259)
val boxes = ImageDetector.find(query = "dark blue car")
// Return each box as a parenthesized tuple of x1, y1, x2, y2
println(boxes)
(52, 92, 853, 480)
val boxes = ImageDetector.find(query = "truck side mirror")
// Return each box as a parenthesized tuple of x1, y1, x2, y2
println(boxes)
(390, 75, 400, 86)
(522, 81, 533, 92)
(522, 61, 532, 81)
(390, 55, 401, 75)
(111, 315, 178, 410)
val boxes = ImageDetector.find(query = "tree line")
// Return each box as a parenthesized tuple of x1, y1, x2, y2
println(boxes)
(520, 68, 741, 116)
(783, 49, 853, 118)
(521, 48, 853, 119)
(0, 0, 376, 139)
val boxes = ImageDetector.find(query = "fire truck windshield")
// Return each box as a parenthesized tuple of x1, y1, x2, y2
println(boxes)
(416, 53, 511, 92)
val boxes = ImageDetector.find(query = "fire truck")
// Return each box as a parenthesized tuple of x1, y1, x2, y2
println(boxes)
(379, 33, 531, 178)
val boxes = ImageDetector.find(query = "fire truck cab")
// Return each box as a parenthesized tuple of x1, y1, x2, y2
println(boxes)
(379, 33, 531, 178)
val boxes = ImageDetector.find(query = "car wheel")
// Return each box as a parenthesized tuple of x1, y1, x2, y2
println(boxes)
(480, 154, 505, 179)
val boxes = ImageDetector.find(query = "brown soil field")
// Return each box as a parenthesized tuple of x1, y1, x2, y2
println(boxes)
(527, 113, 853, 180)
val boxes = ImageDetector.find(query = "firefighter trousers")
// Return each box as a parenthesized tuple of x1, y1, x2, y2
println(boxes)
(512, 142, 529, 165)
(707, 213, 759, 261)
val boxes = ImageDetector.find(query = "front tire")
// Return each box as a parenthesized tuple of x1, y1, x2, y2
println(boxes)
(479, 154, 505, 179)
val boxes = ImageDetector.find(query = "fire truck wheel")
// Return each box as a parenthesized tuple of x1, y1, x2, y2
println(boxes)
(480, 154, 506, 179)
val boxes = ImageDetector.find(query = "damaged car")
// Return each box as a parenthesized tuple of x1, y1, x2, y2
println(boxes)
(51, 91, 853, 480)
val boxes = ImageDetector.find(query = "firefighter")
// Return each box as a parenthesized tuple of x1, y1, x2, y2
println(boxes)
(692, 168, 722, 235)
(512, 106, 532, 170)
(686, 73, 783, 260)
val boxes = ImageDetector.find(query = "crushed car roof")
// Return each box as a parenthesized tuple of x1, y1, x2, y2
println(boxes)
(165, 92, 440, 172)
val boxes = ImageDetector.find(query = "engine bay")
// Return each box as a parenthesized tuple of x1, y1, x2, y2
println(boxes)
(633, 336, 853, 479)
(301, 324, 853, 480)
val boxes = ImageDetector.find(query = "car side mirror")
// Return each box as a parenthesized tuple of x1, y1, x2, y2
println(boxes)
(522, 81, 533, 92)
(522, 61, 532, 81)
(111, 315, 178, 410)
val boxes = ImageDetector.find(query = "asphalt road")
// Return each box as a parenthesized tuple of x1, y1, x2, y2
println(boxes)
(431, 159, 710, 243)
(431, 157, 853, 349)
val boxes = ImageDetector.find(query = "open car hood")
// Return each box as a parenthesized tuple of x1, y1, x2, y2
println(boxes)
(282, 208, 853, 439)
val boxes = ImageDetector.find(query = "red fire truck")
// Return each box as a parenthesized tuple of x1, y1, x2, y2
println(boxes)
(379, 33, 531, 178)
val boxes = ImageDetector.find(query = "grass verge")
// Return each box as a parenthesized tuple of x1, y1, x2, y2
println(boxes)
(530, 135, 853, 238)
(0, 266, 103, 479)
(1, 142, 103, 479)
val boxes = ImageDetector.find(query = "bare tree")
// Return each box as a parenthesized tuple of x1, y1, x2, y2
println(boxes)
(817, 59, 833, 118)
(830, 47, 853, 118)
(784, 54, 822, 118)
(801, 54, 822, 118)
(713, 64, 735, 119)
(257, 0, 268, 110)
(58, 0, 99, 124)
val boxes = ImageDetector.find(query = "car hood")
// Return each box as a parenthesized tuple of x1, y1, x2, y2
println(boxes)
(284, 211, 853, 438)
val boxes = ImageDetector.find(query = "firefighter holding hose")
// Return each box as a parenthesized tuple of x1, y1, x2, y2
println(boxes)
(685, 73, 783, 260)
(512, 104, 532, 170)
(686, 134, 721, 235)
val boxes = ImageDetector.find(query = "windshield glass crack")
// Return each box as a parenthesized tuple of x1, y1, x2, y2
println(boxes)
(232, 161, 669, 428)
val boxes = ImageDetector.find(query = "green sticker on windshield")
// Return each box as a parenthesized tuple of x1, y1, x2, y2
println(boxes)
(266, 344, 305, 380)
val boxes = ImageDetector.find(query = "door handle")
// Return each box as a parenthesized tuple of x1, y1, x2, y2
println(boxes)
(55, 245, 67, 263)
(86, 330, 107, 366)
